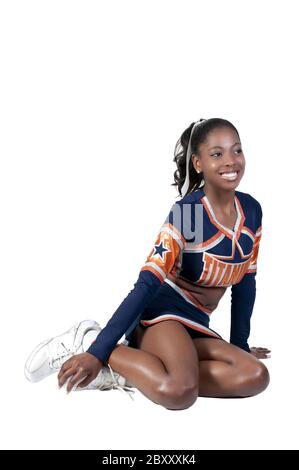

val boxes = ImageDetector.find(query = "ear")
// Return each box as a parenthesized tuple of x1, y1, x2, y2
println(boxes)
(191, 154, 202, 173)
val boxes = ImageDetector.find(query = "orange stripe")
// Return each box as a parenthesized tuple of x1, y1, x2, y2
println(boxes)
(162, 223, 186, 246)
(246, 267, 257, 273)
(141, 317, 220, 338)
(192, 230, 223, 249)
(243, 226, 256, 238)
(140, 266, 164, 282)
(234, 196, 245, 241)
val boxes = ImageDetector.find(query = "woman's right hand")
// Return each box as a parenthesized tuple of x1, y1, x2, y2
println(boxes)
(250, 346, 271, 359)
(57, 352, 104, 393)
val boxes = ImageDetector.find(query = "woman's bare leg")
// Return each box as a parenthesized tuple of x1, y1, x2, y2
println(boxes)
(107, 320, 200, 410)
(192, 337, 270, 398)
(107, 322, 270, 409)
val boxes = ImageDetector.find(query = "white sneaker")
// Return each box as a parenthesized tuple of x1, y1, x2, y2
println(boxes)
(24, 320, 101, 383)
(75, 362, 136, 401)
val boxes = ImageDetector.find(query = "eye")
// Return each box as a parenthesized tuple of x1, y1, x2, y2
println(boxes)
(211, 148, 243, 158)
(211, 152, 221, 158)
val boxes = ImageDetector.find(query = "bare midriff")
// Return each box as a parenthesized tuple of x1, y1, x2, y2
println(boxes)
(166, 272, 227, 311)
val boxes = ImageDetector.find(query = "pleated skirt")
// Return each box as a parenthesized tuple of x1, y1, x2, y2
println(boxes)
(123, 282, 223, 347)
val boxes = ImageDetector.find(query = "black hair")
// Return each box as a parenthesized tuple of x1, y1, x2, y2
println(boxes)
(171, 118, 240, 197)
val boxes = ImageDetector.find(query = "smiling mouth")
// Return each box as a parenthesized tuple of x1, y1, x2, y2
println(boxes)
(219, 170, 240, 180)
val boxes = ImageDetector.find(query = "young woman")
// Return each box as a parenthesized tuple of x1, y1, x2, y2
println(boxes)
(25, 118, 270, 410)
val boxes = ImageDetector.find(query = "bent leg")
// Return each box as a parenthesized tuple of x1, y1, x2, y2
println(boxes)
(192, 337, 270, 398)
(107, 320, 200, 410)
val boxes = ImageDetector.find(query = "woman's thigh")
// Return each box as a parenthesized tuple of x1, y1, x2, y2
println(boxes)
(131, 321, 199, 385)
(192, 337, 255, 364)
(192, 336, 270, 382)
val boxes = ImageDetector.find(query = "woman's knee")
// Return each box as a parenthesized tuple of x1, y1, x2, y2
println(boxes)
(249, 360, 270, 394)
(238, 359, 270, 397)
(156, 376, 199, 410)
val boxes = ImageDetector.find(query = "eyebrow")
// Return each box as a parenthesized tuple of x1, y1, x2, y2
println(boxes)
(208, 142, 241, 150)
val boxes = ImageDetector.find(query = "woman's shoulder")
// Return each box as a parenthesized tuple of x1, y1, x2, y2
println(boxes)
(175, 188, 202, 206)
(236, 190, 263, 228)
(174, 188, 262, 218)
(235, 190, 262, 211)
(177, 188, 262, 208)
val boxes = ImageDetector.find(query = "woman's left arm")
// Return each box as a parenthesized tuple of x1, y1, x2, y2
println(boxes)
(230, 201, 270, 359)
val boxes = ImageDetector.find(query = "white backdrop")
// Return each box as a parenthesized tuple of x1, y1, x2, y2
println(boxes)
(0, 0, 297, 450)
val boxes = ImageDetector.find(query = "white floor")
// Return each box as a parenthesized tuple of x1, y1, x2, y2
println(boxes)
(1, 349, 297, 450)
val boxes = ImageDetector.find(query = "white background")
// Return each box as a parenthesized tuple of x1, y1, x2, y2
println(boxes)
(0, 0, 297, 450)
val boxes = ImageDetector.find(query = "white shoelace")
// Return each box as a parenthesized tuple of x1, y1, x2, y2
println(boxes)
(106, 363, 136, 401)
(49, 341, 135, 401)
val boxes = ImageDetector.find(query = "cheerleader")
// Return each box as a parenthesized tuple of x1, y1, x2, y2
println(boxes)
(25, 118, 270, 409)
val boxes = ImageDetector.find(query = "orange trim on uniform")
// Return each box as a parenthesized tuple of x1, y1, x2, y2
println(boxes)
(162, 222, 186, 246)
(192, 230, 224, 249)
(242, 226, 256, 239)
(234, 196, 246, 241)
(141, 317, 220, 338)
(140, 266, 164, 282)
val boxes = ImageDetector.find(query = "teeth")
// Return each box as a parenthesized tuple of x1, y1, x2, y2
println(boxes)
(220, 172, 238, 180)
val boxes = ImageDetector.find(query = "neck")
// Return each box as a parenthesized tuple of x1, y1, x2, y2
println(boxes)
(202, 183, 236, 214)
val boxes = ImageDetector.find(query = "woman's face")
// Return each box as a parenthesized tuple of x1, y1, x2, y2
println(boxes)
(192, 126, 245, 191)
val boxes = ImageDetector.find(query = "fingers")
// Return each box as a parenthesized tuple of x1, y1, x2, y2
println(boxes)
(251, 347, 271, 352)
(56, 353, 102, 393)
(58, 358, 74, 382)
(66, 369, 88, 394)
(251, 351, 271, 359)
(76, 374, 94, 389)
(250, 347, 271, 358)
(58, 366, 77, 389)
(58, 356, 88, 390)
(250, 346, 271, 359)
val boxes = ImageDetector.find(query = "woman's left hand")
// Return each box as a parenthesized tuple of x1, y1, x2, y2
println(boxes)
(58, 352, 104, 393)
(250, 346, 271, 359)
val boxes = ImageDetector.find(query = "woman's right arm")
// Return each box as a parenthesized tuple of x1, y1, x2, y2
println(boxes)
(86, 201, 186, 364)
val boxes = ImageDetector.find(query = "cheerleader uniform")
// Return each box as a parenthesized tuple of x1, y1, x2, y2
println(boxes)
(87, 187, 263, 363)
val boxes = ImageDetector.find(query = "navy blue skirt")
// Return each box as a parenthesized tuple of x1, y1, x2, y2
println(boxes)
(123, 282, 223, 347)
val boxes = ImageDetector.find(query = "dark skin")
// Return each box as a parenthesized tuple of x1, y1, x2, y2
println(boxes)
(58, 126, 270, 393)
(191, 126, 271, 361)
(58, 352, 104, 393)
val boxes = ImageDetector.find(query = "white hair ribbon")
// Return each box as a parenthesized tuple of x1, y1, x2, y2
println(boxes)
(180, 119, 206, 198)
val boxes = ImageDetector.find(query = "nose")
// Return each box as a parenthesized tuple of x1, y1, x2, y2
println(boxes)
(224, 162, 234, 170)
(223, 152, 238, 169)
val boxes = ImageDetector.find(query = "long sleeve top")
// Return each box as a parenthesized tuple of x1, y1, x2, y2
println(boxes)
(87, 187, 263, 362)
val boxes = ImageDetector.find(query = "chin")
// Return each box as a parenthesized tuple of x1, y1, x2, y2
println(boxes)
(215, 180, 241, 192)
